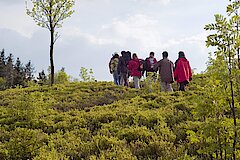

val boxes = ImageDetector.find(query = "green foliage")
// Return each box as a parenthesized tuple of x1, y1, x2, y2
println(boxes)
(55, 69, 70, 84)
(140, 72, 161, 93)
(186, 1, 240, 159)
(79, 67, 95, 82)
(0, 74, 238, 159)
(26, 0, 75, 30)
(0, 77, 6, 90)
(0, 81, 202, 159)
(4, 128, 48, 160)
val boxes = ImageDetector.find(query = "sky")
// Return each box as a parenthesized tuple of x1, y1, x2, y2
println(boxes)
(0, 0, 229, 81)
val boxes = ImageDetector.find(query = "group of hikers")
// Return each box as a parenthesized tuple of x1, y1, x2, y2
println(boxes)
(109, 51, 192, 91)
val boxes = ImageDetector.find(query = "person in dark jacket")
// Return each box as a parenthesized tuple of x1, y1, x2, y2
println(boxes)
(118, 51, 129, 87)
(154, 51, 174, 92)
(174, 51, 192, 91)
(128, 53, 142, 89)
(145, 52, 158, 77)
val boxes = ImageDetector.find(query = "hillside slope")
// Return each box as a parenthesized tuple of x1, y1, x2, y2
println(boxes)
(0, 81, 204, 159)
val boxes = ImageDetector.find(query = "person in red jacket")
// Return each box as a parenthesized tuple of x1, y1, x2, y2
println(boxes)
(128, 53, 142, 89)
(174, 51, 192, 91)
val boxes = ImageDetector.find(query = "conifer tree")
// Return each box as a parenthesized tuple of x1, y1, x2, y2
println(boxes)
(0, 49, 6, 78)
(37, 70, 47, 84)
(25, 60, 35, 81)
(14, 57, 25, 86)
(5, 54, 14, 87)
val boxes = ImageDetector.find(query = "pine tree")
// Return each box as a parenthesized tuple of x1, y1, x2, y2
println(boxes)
(37, 70, 47, 85)
(0, 49, 6, 78)
(25, 60, 35, 81)
(5, 54, 14, 87)
(13, 57, 25, 86)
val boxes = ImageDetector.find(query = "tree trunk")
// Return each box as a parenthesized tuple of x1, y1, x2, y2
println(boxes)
(228, 41, 237, 160)
(224, 134, 227, 160)
(238, 47, 240, 69)
(237, 9, 240, 69)
(230, 79, 237, 160)
(235, 10, 240, 102)
(50, 29, 54, 86)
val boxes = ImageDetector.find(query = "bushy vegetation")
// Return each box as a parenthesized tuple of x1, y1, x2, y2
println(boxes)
(0, 74, 237, 160)
(0, 79, 199, 159)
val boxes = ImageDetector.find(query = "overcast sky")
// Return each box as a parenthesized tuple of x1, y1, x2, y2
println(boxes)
(0, 0, 229, 81)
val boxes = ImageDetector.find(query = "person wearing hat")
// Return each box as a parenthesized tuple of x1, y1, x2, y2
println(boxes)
(174, 51, 192, 91)
(109, 52, 120, 85)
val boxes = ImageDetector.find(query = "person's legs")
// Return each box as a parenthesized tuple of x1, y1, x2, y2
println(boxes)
(133, 76, 140, 89)
(118, 73, 121, 85)
(179, 82, 185, 91)
(166, 82, 173, 92)
(179, 81, 189, 91)
(113, 75, 117, 85)
(160, 81, 166, 92)
(122, 73, 129, 87)
(120, 73, 125, 86)
(113, 71, 119, 85)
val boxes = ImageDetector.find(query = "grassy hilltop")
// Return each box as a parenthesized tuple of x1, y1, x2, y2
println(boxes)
(0, 75, 237, 159)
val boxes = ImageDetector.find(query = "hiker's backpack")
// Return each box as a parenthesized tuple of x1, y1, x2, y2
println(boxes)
(108, 57, 114, 73)
(138, 59, 145, 71)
